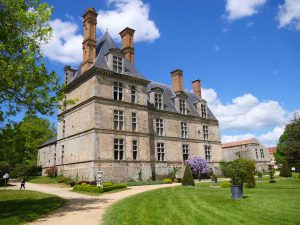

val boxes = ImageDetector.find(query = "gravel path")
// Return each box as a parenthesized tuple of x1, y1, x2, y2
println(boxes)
(9, 182, 179, 225)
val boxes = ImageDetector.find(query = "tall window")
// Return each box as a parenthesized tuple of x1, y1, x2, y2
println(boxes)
(181, 122, 188, 138)
(131, 85, 136, 103)
(201, 104, 207, 118)
(182, 144, 189, 161)
(113, 55, 122, 73)
(260, 149, 264, 159)
(205, 145, 211, 162)
(155, 118, 164, 136)
(179, 99, 187, 115)
(157, 143, 165, 161)
(154, 93, 163, 110)
(114, 139, 124, 160)
(255, 149, 259, 159)
(132, 112, 137, 132)
(203, 125, 209, 140)
(114, 110, 123, 130)
(61, 145, 64, 164)
(132, 140, 138, 160)
(113, 82, 123, 100)
(62, 120, 66, 138)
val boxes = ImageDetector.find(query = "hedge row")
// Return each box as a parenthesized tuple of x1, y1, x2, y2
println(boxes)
(73, 183, 127, 193)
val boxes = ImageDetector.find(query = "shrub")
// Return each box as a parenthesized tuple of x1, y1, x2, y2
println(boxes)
(176, 178, 182, 183)
(221, 158, 254, 186)
(170, 167, 179, 181)
(45, 166, 57, 178)
(0, 178, 9, 187)
(73, 184, 103, 193)
(10, 164, 42, 178)
(56, 175, 67, 183)
(211, 174, 218, 183)
(103, 183, 127, 192)
(69, 181, 76, 187)
(126, 180, 166, 186)
(186, 157, 209, 179)
(257, 172, 263, 178)
(163, 178, 172, 184)
(220, 181, 231, 188)
(280, 163, 292, 177)
(103, 182, 113, 187)
(182, 164, 195, 186)
(245, 169, 256, 188)
(0, 161, 10, 177)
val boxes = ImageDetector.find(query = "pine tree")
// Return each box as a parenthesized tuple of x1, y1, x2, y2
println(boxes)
(279, 163, 292, 177)
(268, 164, 276, 183)
(245, 169, 256, 188)
(182, 164, 195, 186)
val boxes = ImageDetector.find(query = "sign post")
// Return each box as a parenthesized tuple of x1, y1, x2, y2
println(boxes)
(3, 173, 9, 190)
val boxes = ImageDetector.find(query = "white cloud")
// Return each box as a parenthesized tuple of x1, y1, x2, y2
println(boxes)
(278, 0, 300, 30)
(226, 0, 267, 20)
(258, 126, 285, 146)
(203, 88, 286, 131)
(222, 133, 256, 143)
(97, 0, 160, 42)
(42, 19, 83, 64)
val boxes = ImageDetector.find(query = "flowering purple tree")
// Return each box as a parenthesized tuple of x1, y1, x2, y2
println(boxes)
(186, 157, 210, 178)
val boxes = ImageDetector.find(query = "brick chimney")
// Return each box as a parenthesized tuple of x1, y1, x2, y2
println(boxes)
(192, 80, 202, 98)
(81, 8, 98, 75)
(170, 69, 184, 94)
(119, 27, 135, 64)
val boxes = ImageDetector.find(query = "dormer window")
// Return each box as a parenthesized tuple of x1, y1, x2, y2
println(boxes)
(201, 104, 207, 118)
(113, 55, 122, 73)
(155, 93, 163, 110)
(179, 99, 187, 115)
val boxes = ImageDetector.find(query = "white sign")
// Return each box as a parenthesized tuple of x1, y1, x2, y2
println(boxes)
(3, 173, 9, 179)
(291, 167, 296, 171)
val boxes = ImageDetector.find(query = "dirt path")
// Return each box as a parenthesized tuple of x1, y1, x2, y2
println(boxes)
(9, 182, 179, 225)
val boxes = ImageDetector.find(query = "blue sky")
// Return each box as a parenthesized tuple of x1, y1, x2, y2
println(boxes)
(41, 0, 300, 146)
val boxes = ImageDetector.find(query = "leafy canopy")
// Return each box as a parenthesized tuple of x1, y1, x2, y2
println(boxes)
(276, 113, 300, 163)
(0, 0, 64, 123)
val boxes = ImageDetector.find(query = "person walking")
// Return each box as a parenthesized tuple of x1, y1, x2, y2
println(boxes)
(20, 177, 25, 190)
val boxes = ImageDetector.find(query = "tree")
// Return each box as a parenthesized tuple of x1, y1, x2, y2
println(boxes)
(245, 159, 256, 188)
(186, 157, 210, 179)
(182, 164, 195, 186)
(0, 115, 55, 167)
(276, 113, 300, 163)
(279, 163, 292, 177)
(268, 164, 276, 183)
(0, 0, 64, 123)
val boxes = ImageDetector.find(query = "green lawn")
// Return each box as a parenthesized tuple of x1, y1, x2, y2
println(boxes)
(103, 178, 300, 225)
(0, 190, 65, 225)
(27, 176, 59, 184)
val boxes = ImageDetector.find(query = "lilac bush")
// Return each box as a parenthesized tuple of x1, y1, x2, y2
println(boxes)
(186, 157, 210, 178)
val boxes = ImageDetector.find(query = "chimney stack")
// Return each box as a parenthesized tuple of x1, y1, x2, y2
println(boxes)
(170, 69, 184, 94)
(81, 8, 98, 75)
(119, 27, 135, 64)
(192, 80, 202, 98)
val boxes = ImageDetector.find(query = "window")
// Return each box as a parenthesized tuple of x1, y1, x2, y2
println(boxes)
(182, 144, 189, 161)
(132, 112, 137, 132)
(201, 104, 207, 118)
(114, 139, 124, 160)
(114, 110, 123, 130)
(157, 143, 165, 161)
(179, 99, 187, 115)
(61, 145, 64, 164)
(155, 118, 164, 136)
(154, 93, 163, 110)
(131, 86, 136, 103)
(62, 120, 66, 138)
(205, 145, 211, 162)
(255, 149, 259, 159)
(113, 82, 123, 101)
(113, 55, 122, 73)
(203, 125, 209, 140)
(181, 122, 188, 138)
(132, 140, 138, 160)
(260, 149, 264, 159)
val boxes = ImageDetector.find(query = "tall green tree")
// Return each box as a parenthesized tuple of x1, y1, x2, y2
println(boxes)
(0, 115, 55, 166)
(0, 0, 64, 123)
(276, 113, 300, 163)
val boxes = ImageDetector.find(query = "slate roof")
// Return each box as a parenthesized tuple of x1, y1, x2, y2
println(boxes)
(72, 32, 145, 81)
(147, 81, 216, 119)
(222, 138, 259, 149)
(40, 136, 57, 147)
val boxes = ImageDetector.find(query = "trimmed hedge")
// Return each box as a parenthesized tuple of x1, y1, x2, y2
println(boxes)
(220, 181, 231, 188)
(126, 180, 169, 186)
(73, 183, 127, 194)
(163, 178, 172, 184)
(280, 163, 292, 177)
(103, 183, 127, 192)
(182, 165, 195, 186)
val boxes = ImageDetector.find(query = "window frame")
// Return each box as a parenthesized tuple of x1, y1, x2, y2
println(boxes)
(113, 82, 123, 101)
(114, 138, 124, 160)
(155, 118, 164, 136)
(112, 55, 123, 73)
(179, 99, 187, 115)
(132, 112, 137, 132)
(157, 142, 165, 162)
(154, 93, 163, 110)
(114, 110, 124, 130)
(205, 145, 211, 162)
(132, 140, 138, 160)
(201, 104, 207, 118)
(130, 85, 137, 103)
(203, 125, 209, 140)
(181, 122, 188, 138)
(182, 144, 189, 161)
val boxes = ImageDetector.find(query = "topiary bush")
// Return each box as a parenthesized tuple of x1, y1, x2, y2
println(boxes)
(103, 182, 113, 187)
(220, 181, 231, 188)
(103, 183, 127, 192)
(182, 164, 195, 186)
(268, 164, 276, 183)
(280, 163, 292, 177)
(257, 171, 263, 178)
(245, 168, 256, 188)
(73, 183, 103, 193)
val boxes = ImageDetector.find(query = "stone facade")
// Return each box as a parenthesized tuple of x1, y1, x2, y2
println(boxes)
(222, 139, 271, 171)
(38, 8, 222, 182)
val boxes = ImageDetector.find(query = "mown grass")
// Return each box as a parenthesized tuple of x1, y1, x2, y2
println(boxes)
(103, 177, 300, 225)
(0, 190, 65, 225)
(27, 176, 59, 184)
